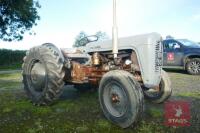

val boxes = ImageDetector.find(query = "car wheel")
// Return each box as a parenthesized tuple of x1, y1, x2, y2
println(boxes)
(186, 58, 200, 75)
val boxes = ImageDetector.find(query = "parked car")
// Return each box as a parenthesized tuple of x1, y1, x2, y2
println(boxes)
(163, 38, 200, 75)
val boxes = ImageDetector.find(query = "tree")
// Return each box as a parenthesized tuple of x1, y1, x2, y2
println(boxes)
(95, 31, 109, 41)
(166, 35, 174, 39)
(73, 31, 109, 47)
(0, 0, 41, 41)
(73, 31, 88, 47)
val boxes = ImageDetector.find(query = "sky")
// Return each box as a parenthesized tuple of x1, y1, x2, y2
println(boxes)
(0, 0, 200, 50)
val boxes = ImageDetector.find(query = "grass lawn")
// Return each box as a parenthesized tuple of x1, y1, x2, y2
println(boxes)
(0, 63, 22, 71)
(0, 70, 199, 133)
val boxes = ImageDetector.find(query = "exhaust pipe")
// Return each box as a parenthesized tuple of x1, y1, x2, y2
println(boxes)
(112, 0, 118, 59)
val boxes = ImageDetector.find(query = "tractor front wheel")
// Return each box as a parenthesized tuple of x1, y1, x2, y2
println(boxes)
(99, 70, 144, 128)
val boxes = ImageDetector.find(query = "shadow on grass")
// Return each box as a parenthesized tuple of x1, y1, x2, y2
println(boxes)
(163, 68, 188, 74)
(59, 85, 79, 100)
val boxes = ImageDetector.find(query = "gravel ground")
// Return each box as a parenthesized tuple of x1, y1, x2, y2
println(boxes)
(167, 69, 200, 94)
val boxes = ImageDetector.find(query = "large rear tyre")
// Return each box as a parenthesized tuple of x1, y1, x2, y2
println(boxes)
(186, 58, 200, 75)
(143, 70, 172, 103)
(22, 43, 65, 105)
(99, 70, 144, 128)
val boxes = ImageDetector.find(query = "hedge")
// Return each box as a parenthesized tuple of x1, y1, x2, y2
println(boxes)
(0, 49, 26, 68)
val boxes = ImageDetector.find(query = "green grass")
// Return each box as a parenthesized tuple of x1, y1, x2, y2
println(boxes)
(0, 72, 22, 89)
(0, 72, 21, 79)
(0, 81, 21, 89)
(0, 90, 178, 133)
(0, 63, 22, 70)
(0, 71, 199, 133)
(148, 108, 163, 118)
(178, 92, 200, 99)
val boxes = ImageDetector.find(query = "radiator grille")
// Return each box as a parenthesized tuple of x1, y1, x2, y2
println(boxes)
(155, 41, 163, 72)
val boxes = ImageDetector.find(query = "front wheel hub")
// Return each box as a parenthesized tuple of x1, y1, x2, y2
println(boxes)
(103, 82, 128, 117)
(111, 93, 120, 103)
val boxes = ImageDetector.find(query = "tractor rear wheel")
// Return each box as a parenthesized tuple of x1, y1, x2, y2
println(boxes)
(143, 70, 172, 103)
(22, 43, 65, 105)
(99, 70, 144, 128)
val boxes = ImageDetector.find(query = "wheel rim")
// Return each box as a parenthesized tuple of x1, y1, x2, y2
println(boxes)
(103, 81, 128, 117)
(28, 60, 47, 92)
(189, 61, 200, 74)
(144, 79, 164, 99)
